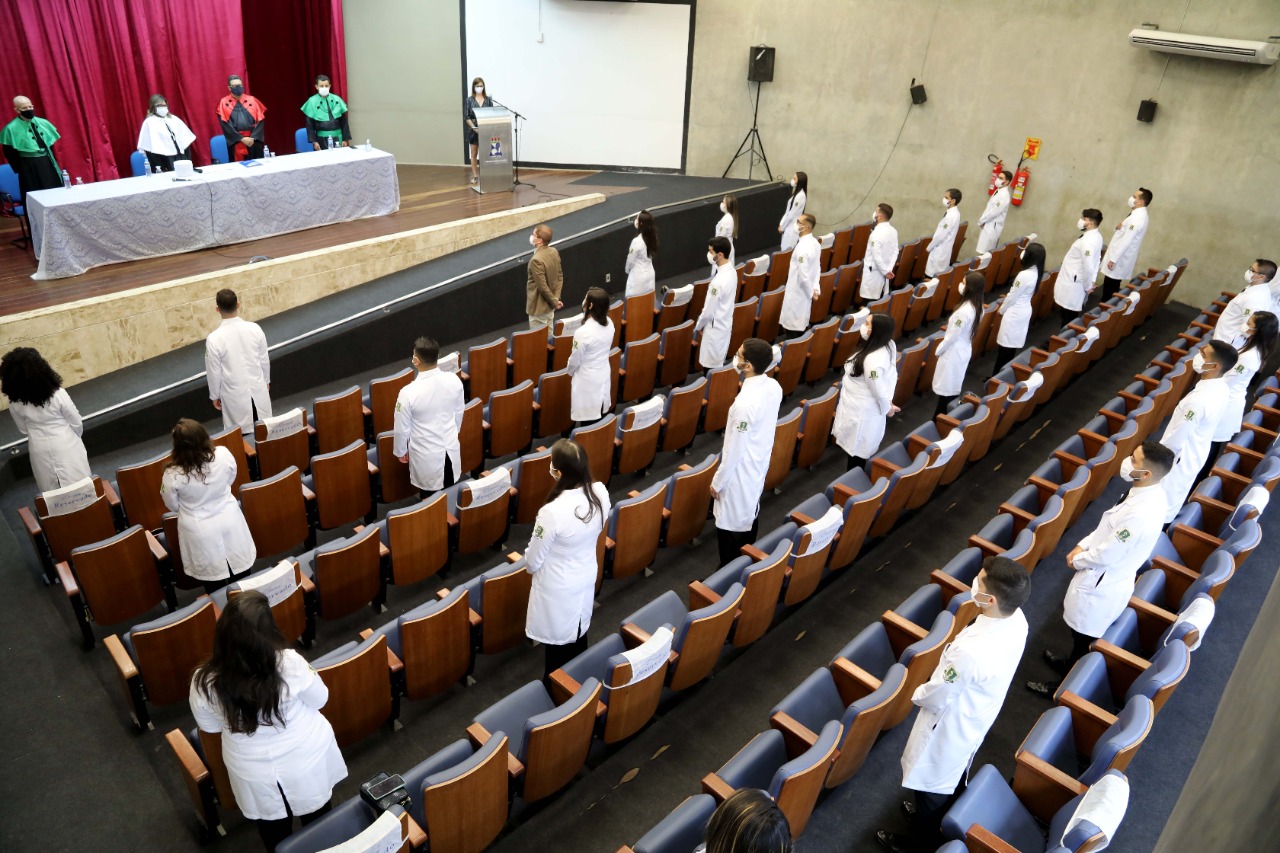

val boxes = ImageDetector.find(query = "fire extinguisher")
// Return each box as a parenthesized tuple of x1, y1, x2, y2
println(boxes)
(1011, 167, 1031, 206)
(987, 155, 1004, 195)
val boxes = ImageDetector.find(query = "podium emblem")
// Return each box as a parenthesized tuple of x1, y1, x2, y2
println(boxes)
(489, 136, 503, 159)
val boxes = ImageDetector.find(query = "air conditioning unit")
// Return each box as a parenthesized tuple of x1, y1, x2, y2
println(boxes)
(1129, 29, 1280, 65)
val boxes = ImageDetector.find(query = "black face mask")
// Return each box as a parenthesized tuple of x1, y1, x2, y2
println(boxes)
(229, 85, 244, 97)
(18, 109, 35, 120)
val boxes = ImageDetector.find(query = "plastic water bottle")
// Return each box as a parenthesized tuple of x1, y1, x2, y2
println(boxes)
(365, 139, 372, 152)
(327, 137, 335, 150)
(263, 145, 272, 159)
(75, 177, 84, 186)
(61, 169, 70, 188)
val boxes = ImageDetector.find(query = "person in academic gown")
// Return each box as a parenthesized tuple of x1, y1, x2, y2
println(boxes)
(1, 96, 61, 204)
(301, 75, 351, 150)
(137, 94, 196, 172)
(216, 75, 266, 161)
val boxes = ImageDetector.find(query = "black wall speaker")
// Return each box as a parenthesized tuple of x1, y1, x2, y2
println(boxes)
(1137, 99, 1158, 122)
(910, 79, 927, 105)
(748, 46, 775, 83)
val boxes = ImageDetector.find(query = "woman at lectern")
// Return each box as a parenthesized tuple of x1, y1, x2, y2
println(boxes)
(779, 171, 807, 252)
(137, 94, 196, 173)
(464, 76, 491, 185)
(1, 347, 91, 493)
(625, 209, 659, 298)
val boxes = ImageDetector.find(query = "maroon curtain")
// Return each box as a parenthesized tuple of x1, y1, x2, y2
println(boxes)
(0, 0, 248, 180)
(241, 0, 347, 155)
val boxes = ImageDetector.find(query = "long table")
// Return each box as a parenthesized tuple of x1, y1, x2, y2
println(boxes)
(25, 147, 400, 280)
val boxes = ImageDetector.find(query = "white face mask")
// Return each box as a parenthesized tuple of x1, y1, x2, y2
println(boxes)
(318, 87, 330, 97)
(859, 323, 871, 339)
(1077, 218, 1087, 230)
(1127, 195, 1137, 209)
(734, 357, 748, 374)
(155, 106, 169, 117)
(1192, 352, 1209, 374)
(958, 283, 966, 296)
(789, 178, 797, 188)
(1246, 269, 1258, 285)
(1119, 457, 1149, 482)
(942, 197, 950, 207)
(707, 251, 717, 265)
(634, 217, 641, 229)
(474, 85, 484, 93)
(971, 575, 994, 608)
(529, 234, 537, 247)
(719, 201, 727, 214)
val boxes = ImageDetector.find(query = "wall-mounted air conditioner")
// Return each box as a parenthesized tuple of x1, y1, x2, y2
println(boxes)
(1129, 29, 1280, 66)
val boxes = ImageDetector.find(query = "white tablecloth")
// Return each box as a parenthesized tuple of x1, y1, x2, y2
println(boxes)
(26, 148, 400, 280)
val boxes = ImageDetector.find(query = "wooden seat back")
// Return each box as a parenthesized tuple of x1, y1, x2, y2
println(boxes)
(485, 380, 534, 459)
(658, 320, 694, 389)
(522, 680, 602, 802)
(615, 405, 662, 476)
(462, 338, 508, 404)
(669, 585, 743, 691)
(609, 347, 622, 414)
(824, 478, 889, 571)
(883, 613, 950, 728)
(821, 661, 900, 787)
(794, 387, 838, 469)
(887, 285, 913, 338)
(738, 270, 765, 302)
(314, 525, 383, 620)
(159, 512, 203, 590)
(620, 334, 660, 404)
(453, 478, 514, 555)
(514, 449, 555, 526)
(893, 239, 919, 285)
(687, 279, 710, 325)
(849, 222, 873, 267)
(623, 293, 655, 344)
(809, 269, 836, 326)
(311, 440, 374, 529)
(728, 297, 759, 363)
(965, 383, 1011, 462)
(509, 326, 550, 387)
(782, 529, 830, 607)
(421, 735, 510, 853)
(368, 367, 414, 436)
(374, 431, 415, 504)
(35, 477, 118, 564)
(131, 597, 217, 705)
(802, 316, 839, 384)
(775, 333, 810, 398)
(228, 561, 312, 647)
(951, 221, 968, 262)
(868, 453, 930, 538)
(255, 407, 312, 479)
(768, 249, 792, 291)
(702, 365, 740, 434)
(459, 398, 484, 478)
(754, 287, 785, 343)
(660, 376, 705, 454)
(656, 288, 691, 334)
(534, 369, 572, 438)
(116, 449, 172, 532)
(240, 467, 312, 558)
(601, 655, 667, 744)
(315, 634, 393, 748)
(662, 455, 717, 548)
(474, 559, 533, 654)
(551, 326, 574, 371)
(774, 730, 840, 837)
(730, 542, 790, 647)
(210, 426, 254, 493)
(831, 262, 861, 315)
(385, 493, 450, 586)
(571, 414, 617, 486)
(401, 590, 473, 700)
(68, 525, 165, 627)
(607, 483, 667, 579)
(313, 386, 368, 454)
(764, 408, 802, 492)
(829, 227, 853, 269)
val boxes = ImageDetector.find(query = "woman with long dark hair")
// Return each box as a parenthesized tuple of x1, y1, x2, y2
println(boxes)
(1204, 310, 1278, 480)
(778, 171, 807, 252)
(161, 418, 256, 594)
(524, 439, 611, 680)
(464, 76, 491, 185)
(713, 194, 739, 272)
(993, 242, 1046, 374)
(625, 209, 659, 298)
(702, 788, 792, 853)
(567, 287, 615, 426)
(190, 592, 346, 852)
(932, 272, 985, 415)
(1, 347, 91, 492)
(832, 312, 900, 471)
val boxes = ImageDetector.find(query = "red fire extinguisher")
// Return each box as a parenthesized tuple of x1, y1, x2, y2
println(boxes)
(987, 156, 1004, 195)
(1011, 167, 1030, 206)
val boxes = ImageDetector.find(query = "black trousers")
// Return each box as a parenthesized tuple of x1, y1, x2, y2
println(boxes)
(1068, 628, 1094, 669)
(1102, 275, 1124, 301)
(934, 394, 957, 417)
(993, 345, 1018, 376)
(1195, 440, 1225, 488)
(256, 787, 332, 852)
(908, 776, 968, 851)
(202, 564, 251, 596)
(1058, 305, 1081, 331)
(846, 453, 867, 472)
(417, 455, 456, 501)
(717, 519, 760, 567)
(543, 624, 590, 682)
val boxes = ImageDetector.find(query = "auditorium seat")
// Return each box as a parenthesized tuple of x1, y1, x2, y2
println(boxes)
(533, 368, 573, 438)
(754, 287, 785, 343)
(866, 444, 932, 537)
(903, 277, 940, 335)
(957, 382, 1011, 462)
(312, 633, 398, 748)
(370, 493, 451, 587)
(508, 325, 550, 387)
(460, 398, 484, 478)
(366, 366, 414, 437)
(552, 633, 667, 743)
(764, 408, 802, 492)
(298, 524, 385, 620)
(609, 300, 625, 348)
(747, 510, 841, 607)
(571, 414, 617, 486)
(105, 595, 216, 730)
(892, 338, 932, 409)
(628, 794, 717, 853)
(1147, 518, 1260, 600)
(310, 386, 371, 454)
(660, 453, 717, 548)
(966, 511, 1043, 571)
(214, 560, 316, 648)
(701, 365, 740, 434)
(302, 440, 377, 529)
(444, 468, 515, 555)
(19, 476, 122, 581)
(619, 334, 660, 405)
(614, 397, 664, 476)
(165, 727, 233, 834)
(729, 297, 760, 361)
(831, 262, 861, 316)
(254, 407, 314, 479)
(622, 583, 743, 692)
(659, 376, 705, 454)
(368, 586, 473, 701)
(905, 412, 971, 487)
(913, 332, 944, 395)
(400, 733, 510, 853)
(372, 432, 415, 505)
(995, 485, 1070, 568)
(452, 555, 533, 655)
(209, 426, 255, 490)
(461, 337, 508, 405)
(656, 284, 694, 334)
(57, 525, 171, 649)
(275, 803, 411, 853)
(240, 466, 316, 558)
(114, 449, 172, 533)
(992, 372, 1045, 442)
(1056, 640, 1189, 719)
(788, 476, 889, 573)
(605, 481, 667, 579)
(928, 547, 984, 634)
(623, 293, 655, 345)
(483, 380, 534, 459)
(701, 539, 791, 648)
(658, 320, 695, 389)
(829, 310, 866, 368)
(156, 512, 203, 591)
(507, 446, 553, 526)
(809, 270, 836, 326)
(794, 386, 838, 469)
(1101, 592, 1216, 661)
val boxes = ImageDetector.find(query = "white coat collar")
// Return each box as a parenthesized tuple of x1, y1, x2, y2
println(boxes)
(966, 609, 1026, 636)
(413, 367, 439, 382)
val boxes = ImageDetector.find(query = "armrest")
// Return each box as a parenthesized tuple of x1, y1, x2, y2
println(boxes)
(929, 568, 970, 600)
(832, 483, 860, 506)
(367, 460, 379, 478)
(1057, 690, 1117, 756)
(869, 457, 900, 483)
(1012, 750, 1089, 825)
(997, 504, 1039, 529)
(301, 483, 316, 502)
(145, 530, 168, 562)
(242, 438, 257, 459)
(769, 710, 819, 758)
(548, 669, 582, 706)
(965, 824, 1024, 853)
(299, 573, 316, 594)
(446, 512, 459, 528)
(1052, 449, 1088, 469)
(620, 622, 652, 648)
(935, 413, 962, 432)
(402, 812, 427, 850)
(17, 505, 41, 538)
(1128, 596, 1178, 653)
(467, 722, 524, 779)
(788, 510, 817, 526)
(967, 534, 1003, 557)
(700, 773, 736, 802)
(55, 561, 79, 597)
(506, 551, 524, 563)
(104, 633, 138, 681)
(1091, 639, 1150, 697)
(882, 610, 927, 659)
(831, 657, 881, 704)
(740, 544, 769, 562)
(102, 480, 122, 507)
(688, 580, 722, 610)
(165, 728, 209, 784)
(358, 628, 404, 675)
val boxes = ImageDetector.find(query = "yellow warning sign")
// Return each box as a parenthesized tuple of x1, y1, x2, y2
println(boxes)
(1024, 137, 1042, 160)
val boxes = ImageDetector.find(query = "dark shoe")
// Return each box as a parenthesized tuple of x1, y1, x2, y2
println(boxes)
(900, 800, 917, 819)
(1042, 649, 1069, 675)
(875, 830, 914, 853)
(1026, 680, 1058, 698)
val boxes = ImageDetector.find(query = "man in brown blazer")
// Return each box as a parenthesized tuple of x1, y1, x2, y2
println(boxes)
(526, 223, 563, 329)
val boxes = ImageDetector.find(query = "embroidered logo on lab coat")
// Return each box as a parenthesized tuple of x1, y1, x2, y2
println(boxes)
(869, 370, 879, 379)
(1128, 224, 1135, 230)
(394, 400, 402, 413)
(533, 524, 545, 539)
(710, 287, 719, 296)
(943, 665, 958, 683)
(735, 420, 749, 432)
(1084, 250, 1092, 256)
(1116, 528, 1131, 542)
(953, 318, 963, 327)
(1184, 409, 1195, 421)
(1235, 364, 1247, 374)
(572, 339, 579, 350)
(796, 254, 806, 263)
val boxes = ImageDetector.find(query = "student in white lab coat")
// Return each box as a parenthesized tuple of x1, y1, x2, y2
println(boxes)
(625, 209, 658, 298)
(524, 439, 611, 681)
(713, 194, 738, 273)
(780, 214, 821, 337)
(1053, 208, 1104, 330)
(191, 592, 347, 851)
(993, 242, 1046, 375)
(160, 419, 256, 593)
(1158, 340, 1237, 524)
(696, 236, 737, 370)
(711, 338, 783, 566)
(566, 287, 615, 426)
(1201, 312, 1276, 483)
(1213, 259, 1276, 347)
(1, 347, 91, 493)
(393, 336, 465, 497)
(778, 171, 807, 252)
(860, 203, 900, 303)
(876, 556, 1030, 853)
(206, 288, 272, 435)
(975, 170, 1011, 255)
(933, 272, 985, 416)
(833, 313, 899, 471)
(1027, 441, 1176, 697)
(1100, 187, 1151, 301)
(924, 188, 962, 278)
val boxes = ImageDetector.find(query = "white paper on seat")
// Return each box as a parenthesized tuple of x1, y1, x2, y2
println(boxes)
(465, 467, 512, 508)
(316, 809, 402, 853)
(1060, 772, 1129, 851)
(748, 255, 770, 275)
(1166, 264, 1178, 276)
(611, 626, 673, 689)
(628, 395, 665, 431)
(918, 278, 939, 298)
(263, 408, 305, 440)
(1083, 325, 1101, 343)
(236, 560, 298, 607)
(928, 429, 966, 470)
(1025, 232, 1038, 243)
(42, 477, 97, 516)
(819, 232, 835, 249)
(436, 352, 460, 375)
(1124, 292, 1141, 314)
(1239, 485, 1270, 518)
(665, 284, 693, 307)
(1023, 371, 1045, 394)
(799, 505, 844, 556)
(849, 307, 871, 325)
(768, 345, 782, 373)
(975, 252, 993, 271)
(1170, 595, 1216, 652)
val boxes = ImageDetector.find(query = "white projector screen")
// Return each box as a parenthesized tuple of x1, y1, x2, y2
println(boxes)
(463, 0, 691, 170)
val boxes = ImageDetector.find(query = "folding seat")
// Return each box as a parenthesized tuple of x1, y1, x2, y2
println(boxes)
(829, 309, 868, 368)
(398, 734, 510, 853)
(891, 337, 931, 409)
(240, 466, 316, 558)
(370, 431, 415, 505)
(623, 584, 744, 693)
(550, 633, 668, 743)
(368, 586, 473, 701)
(701, 365, 740, 434)
(210, 425, 255, 489)
(885, 283, 913, 337)
(57, 525, 171, 649)
(967, 510, 1044, 570)
(767, 249, 793, 291)
(483, 380, 534, 459)
(310, 386, 370, 455)
(444, 468, 515, 555)
(1079, 403, 1146, 468)
(659, 376, 705, 454)
(608, 298, 626, 348)
(927, 265, 959, 322)
(658, 319, 695, 388)
(686, 278, 710, 324)
(660, 453, 717, 547)
(903, 277, 939, 335)
(739, 269, 766, 302)
(1209, 451, 1280, 505)
(1045, 434, 1120, 522)
(105, 595, 217, 730)
(849, 222, 874, 271)
(504, 446, 552, 526)
(829, 226, 854, 270)
(809, 269, 837, 325)
(997, 484, 1071, 567)
(928, 548, 985, 633)
(1188, 472, 1273, 534)
(1101, 590, 1217, 664)
(114, 449, 172, 533)
(913, 332, 945, 396)
(770, 659, 906, 788)
(905, 430, 966, 510)
(508, 325, 550, 386)
(550, 314, 580, 371)
(728, 296, 760, 362)
(302, 440, 377, 529)
(275, 804, 412, 853)
(156, 511, 206, 593)
(763, 407, 802, 491)
(1012, 697, 1152, 823)
(746, 508, 843, 607)
(788, 474, 889, 573)
(614, 396, 664, 476)
(165, 727, 235, 834)
(865, 444, 933, 537)
(460, 337, 508, 404)
(627, 795, 717, 853)
(993, 372, 1045, 441)
(213, 559, 316, 648)
(368, 493, 450, 587)
(620, 292, 655, 346)
(830, 261, 861, 315)
(459, 397, 484, 478)
(1147, 518, 1260, 598)
(951, 221, 969, 262)
(254, 407, 314, 479)
(468, 677, 603, 802)
(1056, 641, 1190, 722)
(700, 723, 840, 837)
(802, 316, 839, 384)
(906, 412, 970, 487)
(19, 475, 122, 582)
(942, 764, 1130, 853)
(892, 580, 971, 651)
(570, 414, 617, 486)
(789, 388, 836, 471)
(452, 554, 533, 654)
(533, 368, 572, 438)
(605, 480, 667, 579)
(955, 382, 1011, 462)
(656, 284, 694, 334)
(296, 525, 385, 620)
(619, 333, 660, 404)
(1165, 493, 1267, 572)
(311, 633, 398, 748)
(700, 540, 792, 648)
(365, 366, 414, 437)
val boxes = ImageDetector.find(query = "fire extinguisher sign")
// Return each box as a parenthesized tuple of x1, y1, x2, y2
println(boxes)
(1023, 137, 1042, 160)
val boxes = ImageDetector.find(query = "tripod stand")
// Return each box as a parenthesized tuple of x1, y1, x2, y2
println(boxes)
(722, 82, 772, 180)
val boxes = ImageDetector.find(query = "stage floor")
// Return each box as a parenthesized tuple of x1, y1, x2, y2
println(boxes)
(0, 165, 641, 316)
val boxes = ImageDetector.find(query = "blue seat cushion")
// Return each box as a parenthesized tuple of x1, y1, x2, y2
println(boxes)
(275, 797, 380, 853)
(1057, 652, 1112, 711)
(625, 590, 688, 639)
(833, 623, 898, 677)
(474, 680, 555, 762)
(401, 738, 475, 827)
(771, 668, 846, 736)
(716, 729, 787, 792)
(895, 585, 944, 627)
(940, 764, 1044, 851)
(122, 596, 211, 662)
(634, 794, 717, 853)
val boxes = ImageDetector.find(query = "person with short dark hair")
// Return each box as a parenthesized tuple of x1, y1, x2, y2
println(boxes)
(833, 313, 899, 471)
(933, 272, 984, 415)
(696, 236, 737, 369)
(711, 338, 782, 566)
(994, 242, 1046, 374)
(1214, 258, 1275, 347)
(1155, 340, 1235, 522)
(1101, 187, 1152, 299)
(1, 95, 61, 205)
(1053, 208, 1103, 328)
(205, 289, 272, 435)
(878, 555, 1030, 853)
(393, 335, 465, 497)
(216, 74, 266, 161)
(703, 788, 792, 853)
(925, 188, 962, 277)
(1027, 440, 1174, 698)
(778, 171, 807, 252)
(780, 213, 820, 336)
(1206, 311, 1278, 481)
(1, 347, 90, 492)
(568, 288, 614, 426)
(526, 223, 563, 329)
(301, 74, 351, 150)
(861, 202, 899, 302)
(976, 170, 1011, 254)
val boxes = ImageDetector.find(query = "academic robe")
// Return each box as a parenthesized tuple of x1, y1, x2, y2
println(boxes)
(1, 116, 61, 204)
(216, 94, 266, 161)
(301, 93, 351, 146)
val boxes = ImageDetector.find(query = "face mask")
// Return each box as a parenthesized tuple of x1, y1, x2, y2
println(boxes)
(155, 106, 169, 117)
(1246, 269, 1257, 285)
(230, 85, 244, 97)
(959, 284, 966, 296)
(1120, 457, 1150, 482)
(1077, 218, 1087, 230)
(634, 218, 641, 229)
(942, 197, 950, 207)
(529, 234, 537, 246)
(1127, 196, 1137, 209)
(549, 467, 561, 481)
(971, 576, 994, 608)
(1192, 352, 1209, 374)
(789, 178, 797, 188)
(474, 85, 484, 93)
(318, 87, 330, 97)
(719, 202, 727, 214)
(860, 324, 871, 339)
(707, 251, 716, 265)
(18, 108, 34, 120)
(734, 358, 748, 374)
(1019, 249, 1026, 261)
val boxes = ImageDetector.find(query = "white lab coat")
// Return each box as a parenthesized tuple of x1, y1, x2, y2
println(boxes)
(832, 343, 897, 458)
(1159, 376, 1229, 523)
(137, 113, 197, 158)
(1215, 347, 1262, 442)
(714, 211, 736, 264)
(1212, 283, 1272, 348)
(925, 206, 961, 277)
(625, 234, 656, 297)
(1101, 207, 1149, 282)
(900, 610, 1029, 794)
(779, 190, 805, 252)
(861, 222, 900, 301)
(712, 374, 783, 532)
(567, 318, 615, 421)
(392, 368, 465, 492)
(524, 483, 611, 645)
(206, 317, 272, 435)
(932, 302, 977, 396)
(781, 232, 822, 332)
(696, 263, 737, 369)
(1054, 229, 1104, 312)
(9, 388, 91, 493)
(975, 186, 1010, 254)
(190, 649, 347, 820)
(160, 446, 256, 581)
(1064, 484, 1168, 636)
(997, 268, 1038, 348)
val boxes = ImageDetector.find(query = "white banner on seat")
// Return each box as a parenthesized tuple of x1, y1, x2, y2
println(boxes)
(1061, 772, 1129, 851)
(748, 255, 770, 275)
(316, 809, 402, 853)
(666, 284, 693, 307)
(975, 252, 993, 270)
(768, 345, 782, 373)
(614, 626, 673, 688)
(1124, 292, 1141, 315)
(436, 352, 460, 375)
(1170, 595, 1215, 652)
(263, 408, 305, 441)
(918, 278, 939, 298)
(819, 232, 835, 249)
(236, 560, 298, 607)
(799, 505, 844, 556)
(1083, 325, 1101, 343)
(42, 477, 97, 516)
(928, 429, 965, 469)
(849, 307, 871, 326)
(627, 395, 665, 431)
(557, 313, 585, 336)
(1239, 485, 1270, 518)
(465, 467, 512, 508)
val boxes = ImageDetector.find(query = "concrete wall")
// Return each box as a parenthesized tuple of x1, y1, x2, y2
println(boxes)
(343, 0, 463, 165)
(685, 0, 1280, 307)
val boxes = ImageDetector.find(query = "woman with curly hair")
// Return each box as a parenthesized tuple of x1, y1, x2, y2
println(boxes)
(1, 347, 91, 492)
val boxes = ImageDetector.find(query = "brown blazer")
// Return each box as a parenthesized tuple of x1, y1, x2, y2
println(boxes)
(526, 245, 563, 316)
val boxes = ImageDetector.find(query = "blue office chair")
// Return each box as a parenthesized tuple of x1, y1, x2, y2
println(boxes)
(129, 151, 149, 177)
(209, 135, 229, 164)
(0, 164, 30, 249)
(295, 127, 310, 153)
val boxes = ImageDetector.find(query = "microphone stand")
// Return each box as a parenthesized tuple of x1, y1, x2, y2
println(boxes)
(489, 98, 531, 189)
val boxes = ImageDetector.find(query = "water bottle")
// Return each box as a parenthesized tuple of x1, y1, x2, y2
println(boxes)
(327, 137, 335, 150)
(61, 169, 70, 188)
(75, 177, 84, 186)
(263, 145, 272, 159)
(364, 139, 372, 152)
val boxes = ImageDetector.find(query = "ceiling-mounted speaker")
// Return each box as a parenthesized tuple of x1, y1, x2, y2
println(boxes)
(910, 78, 927, 105)
(748, 46, 775, 83)
(1137, 99, 1158, 122)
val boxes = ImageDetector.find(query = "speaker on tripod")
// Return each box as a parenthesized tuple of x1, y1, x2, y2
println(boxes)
(724, 46, 775, 179)
(748, 46, 775, 82)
